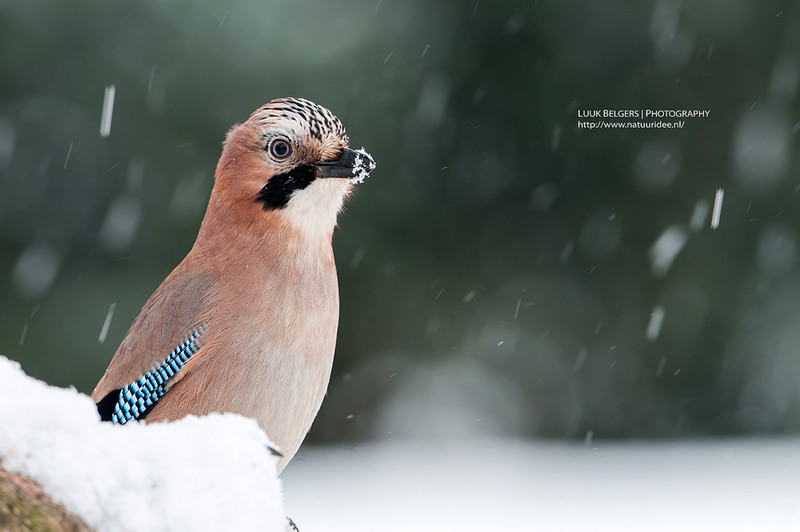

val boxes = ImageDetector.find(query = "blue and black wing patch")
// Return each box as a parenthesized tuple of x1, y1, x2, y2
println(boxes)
(96, 326, 204, 424)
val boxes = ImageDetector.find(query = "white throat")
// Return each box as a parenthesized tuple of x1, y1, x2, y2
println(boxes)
(283, 178, 351, 238)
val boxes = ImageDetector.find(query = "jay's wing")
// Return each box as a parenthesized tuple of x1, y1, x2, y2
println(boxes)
(95, 326, 204, 423)
(91, 267, 217, 422)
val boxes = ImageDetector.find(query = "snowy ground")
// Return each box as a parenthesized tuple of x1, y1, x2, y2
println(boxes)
(4, 353, 797, 532)
(283, 438, 800, 532)
(0, 356, 286, 532)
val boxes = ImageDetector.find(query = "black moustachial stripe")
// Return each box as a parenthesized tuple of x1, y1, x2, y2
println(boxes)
(256, 165, 316, 210)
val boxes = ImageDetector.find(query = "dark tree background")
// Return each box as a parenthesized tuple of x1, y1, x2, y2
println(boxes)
(1, 0, 798, 444)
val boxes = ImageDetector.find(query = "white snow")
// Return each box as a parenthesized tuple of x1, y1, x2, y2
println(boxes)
(574, 347, 588, 371)
(100, 85, 116, 138)
(551, 124, 561, 151)
(0, 356, 287, 532)
(649, 225, 688, 276)
(688, 199, 709, 232)
(12, 242, 61, 299)
(733, 108, 790, 191)
(99, 193, 142, 253)
(0, 115, 16, 169)
(646, 305, 666, 340)
(756, 223, 797, 274)
(351, 148, 376, 184)
(97, 303, 116, 343)
(63, 141, 74, 169)
(633, 140, 680, 192)
(559, 240, 575, 262)
(711, 188, 724, 229)
(769, 55, 799, 101)
(284, 438, 800, 532)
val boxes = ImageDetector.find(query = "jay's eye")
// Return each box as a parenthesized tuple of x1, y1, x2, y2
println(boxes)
(268, 138, 292, 159)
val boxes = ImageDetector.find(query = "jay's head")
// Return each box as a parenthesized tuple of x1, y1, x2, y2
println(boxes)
(214, 97, 375, 236)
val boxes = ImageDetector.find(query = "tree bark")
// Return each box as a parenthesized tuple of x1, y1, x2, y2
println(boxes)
(0, 464, 89, 532)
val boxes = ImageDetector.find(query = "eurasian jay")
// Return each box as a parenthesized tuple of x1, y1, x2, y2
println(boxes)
(91, 97, 375, 472)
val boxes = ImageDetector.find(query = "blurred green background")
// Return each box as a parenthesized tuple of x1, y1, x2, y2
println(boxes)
(1, 0, 799, 444)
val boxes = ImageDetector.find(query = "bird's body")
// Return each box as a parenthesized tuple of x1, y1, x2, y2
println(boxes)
(91, 98, 375, 471)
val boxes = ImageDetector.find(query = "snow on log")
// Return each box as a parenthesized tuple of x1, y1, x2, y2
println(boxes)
(0, 356, 287, 532)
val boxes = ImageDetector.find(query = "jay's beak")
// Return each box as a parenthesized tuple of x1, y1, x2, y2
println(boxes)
(313, 148, 376, 182)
